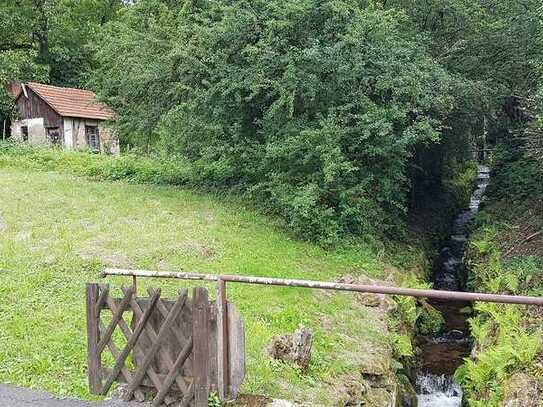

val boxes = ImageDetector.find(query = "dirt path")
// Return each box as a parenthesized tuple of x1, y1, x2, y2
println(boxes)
(0, 384, 146, 407)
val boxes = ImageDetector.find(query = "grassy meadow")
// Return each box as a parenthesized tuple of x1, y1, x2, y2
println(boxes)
(0, 147, 427, 403)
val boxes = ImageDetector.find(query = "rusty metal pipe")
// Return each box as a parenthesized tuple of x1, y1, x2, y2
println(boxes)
(102, 268, 543, 306)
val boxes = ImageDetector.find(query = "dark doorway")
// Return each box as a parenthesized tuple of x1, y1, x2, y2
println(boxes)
(2, 118, 11, 140)
(21, 126, 29, 142)
(47, 127, 62, 146)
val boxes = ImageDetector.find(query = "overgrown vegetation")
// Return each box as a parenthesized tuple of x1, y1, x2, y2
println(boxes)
(93, 0, 460, 243)
(456, 143, 543, 406)
(0, 142, 193, 186)
(4, 0, 543, 244)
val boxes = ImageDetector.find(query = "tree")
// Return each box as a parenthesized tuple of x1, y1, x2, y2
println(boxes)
(92, 0, 455, 242)
(0, 0, 126, 134)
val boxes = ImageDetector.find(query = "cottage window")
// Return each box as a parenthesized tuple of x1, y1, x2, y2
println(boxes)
(86, 126, 100, 152)
(21, 126, 28, 142)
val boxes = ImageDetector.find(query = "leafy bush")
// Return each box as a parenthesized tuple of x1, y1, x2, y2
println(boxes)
(92, 0, 455, 243)
(455, 304, 541, 406)
(459, 209, 543, 405)
(443, 159, 479, 208)
(0, 141, 192, 186)
(417, 302, 445, 336)
(488, 144, 543, 200)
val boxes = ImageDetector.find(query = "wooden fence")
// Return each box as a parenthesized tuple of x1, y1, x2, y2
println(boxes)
(86, 283, 245, 406)
(91, 268, 543, 405)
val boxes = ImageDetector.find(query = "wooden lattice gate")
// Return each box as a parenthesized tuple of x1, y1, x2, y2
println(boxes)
(86, 283, 245, 406)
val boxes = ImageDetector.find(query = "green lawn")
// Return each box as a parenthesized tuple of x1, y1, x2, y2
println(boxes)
(0, 162, 424, 404)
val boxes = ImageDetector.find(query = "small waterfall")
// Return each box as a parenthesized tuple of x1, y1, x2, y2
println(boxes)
(415, 165, 490, 406)
(416, 373, 463, 407)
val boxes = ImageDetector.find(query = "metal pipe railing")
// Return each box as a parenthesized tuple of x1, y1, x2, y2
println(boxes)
(102, 268, 543, 306)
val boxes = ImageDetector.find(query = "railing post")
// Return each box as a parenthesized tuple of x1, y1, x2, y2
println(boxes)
(86, 283, 102, 394)
(193, 287, 210, 406)
(216, 278, 230, 399)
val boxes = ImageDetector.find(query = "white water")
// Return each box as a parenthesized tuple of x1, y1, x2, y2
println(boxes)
(416, 373, 463, 407)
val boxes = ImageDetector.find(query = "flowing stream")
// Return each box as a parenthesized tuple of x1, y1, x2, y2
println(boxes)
(415, 165, 490, 407)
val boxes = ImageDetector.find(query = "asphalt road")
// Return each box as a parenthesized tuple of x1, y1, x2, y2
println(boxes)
(0, 385, 147, 407)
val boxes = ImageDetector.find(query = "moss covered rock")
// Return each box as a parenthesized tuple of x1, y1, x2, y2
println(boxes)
(502, 372, 542, 407)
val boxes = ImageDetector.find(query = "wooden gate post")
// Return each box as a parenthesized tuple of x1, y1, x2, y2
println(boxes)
(86, 283, 102, 394)
(216, 278, 229, 399)
(193, 287, 210, 406)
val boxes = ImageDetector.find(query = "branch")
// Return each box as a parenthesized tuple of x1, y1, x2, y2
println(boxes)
(0, 42, 34, 52)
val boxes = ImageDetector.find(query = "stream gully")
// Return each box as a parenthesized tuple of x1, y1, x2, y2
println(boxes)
(415, 165, 490, 407)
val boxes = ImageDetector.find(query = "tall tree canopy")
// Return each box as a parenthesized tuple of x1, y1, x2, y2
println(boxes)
(0, 0, 124, 119)
(92, 0, 459, 242)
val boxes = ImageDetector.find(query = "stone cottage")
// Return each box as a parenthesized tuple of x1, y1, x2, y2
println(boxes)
(10, 82, 119, 154)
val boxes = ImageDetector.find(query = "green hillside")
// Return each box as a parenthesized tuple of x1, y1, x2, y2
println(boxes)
(0, 149, 427, 404)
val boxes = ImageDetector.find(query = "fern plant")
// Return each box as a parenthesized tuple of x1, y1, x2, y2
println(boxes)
(208, 392, 222, 407)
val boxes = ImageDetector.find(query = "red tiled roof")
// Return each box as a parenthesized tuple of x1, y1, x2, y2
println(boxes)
(20, 82, 115, 120)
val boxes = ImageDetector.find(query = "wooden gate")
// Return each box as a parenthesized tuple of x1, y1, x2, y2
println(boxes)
(86, 283, 245, 406)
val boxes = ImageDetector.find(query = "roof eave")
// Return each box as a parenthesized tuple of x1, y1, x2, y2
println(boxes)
(63, 114, 115, 121)
(24, 83, 63, 117)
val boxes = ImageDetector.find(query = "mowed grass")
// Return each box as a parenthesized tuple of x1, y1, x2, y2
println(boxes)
(0, 164, 421, 403)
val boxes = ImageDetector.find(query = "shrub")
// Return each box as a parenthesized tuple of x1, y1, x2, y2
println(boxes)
(417, 302, 445, 336)
(0, 141, 192, 186)
(459, 206, 543, 405)
(92, 0, 455, 243)
(488, 144, 543, 200)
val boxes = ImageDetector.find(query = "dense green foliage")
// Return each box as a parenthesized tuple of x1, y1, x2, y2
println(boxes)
(3, 0, 542, 242)
(489, 148, 543, 200)
(0, 0, 123, 119)
(456, 143, 543, 405)
(457, 227, 543, 406)
(89, 0, 543, 242)
(93, 0, 457, 242)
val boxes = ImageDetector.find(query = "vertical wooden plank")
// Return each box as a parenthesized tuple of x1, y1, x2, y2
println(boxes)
(227, 303, 246, 399)
(208, 302, 218, 393)
(192, 287, 210, 407)
(216, 279, 229, 400)
(86, 283, 102, 394)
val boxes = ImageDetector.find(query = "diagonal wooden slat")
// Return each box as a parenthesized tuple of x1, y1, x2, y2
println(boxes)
(97, 288, 133, 354)
(98, 320, 145, 402)
(107, 294, 164, 392)
(100, 289, 162, 395)
(151, 288, 193, 378)
(153, 290, 190, 346)
(122, 289, 188, 401)
(95, 284, 109, 314)
(123, 287, 191, 395)
(152, 337, 193, 407)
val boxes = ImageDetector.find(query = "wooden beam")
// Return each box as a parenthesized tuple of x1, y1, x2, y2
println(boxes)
(216, 278, 229, 399)
(192, 287, 210, 407)
(86, 283, 102, 394)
